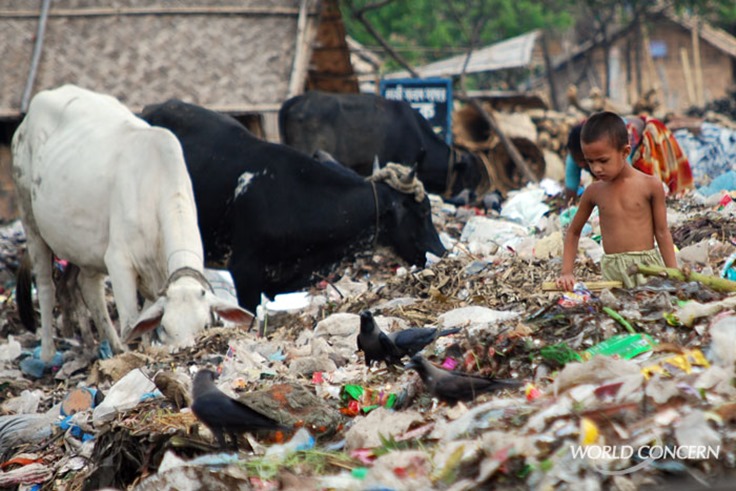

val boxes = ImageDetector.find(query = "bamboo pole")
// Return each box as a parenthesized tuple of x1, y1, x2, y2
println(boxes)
(691, 16, 705, 107)
(542, 30, 559, 111)
(640, 23, 663, 108)
(634, 19, 643, 96)
(287, 0, 310, 98)
(0, 7, 312, 18)
(679, 47, 696, 107)
(542, 281, 623, 291)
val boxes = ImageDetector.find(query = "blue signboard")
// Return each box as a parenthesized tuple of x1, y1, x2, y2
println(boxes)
(380, 78, 454, 145)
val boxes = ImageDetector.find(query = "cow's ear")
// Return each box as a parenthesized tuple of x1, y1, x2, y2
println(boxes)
(209, 295, 255, 326)
(125, 298, 165, 341)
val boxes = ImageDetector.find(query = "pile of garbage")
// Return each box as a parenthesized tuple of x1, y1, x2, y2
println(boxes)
(687, 89, 736, 122)
(2, 183, 736, 490)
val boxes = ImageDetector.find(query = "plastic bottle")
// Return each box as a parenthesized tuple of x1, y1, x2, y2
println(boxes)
(264, 427, 315, 461)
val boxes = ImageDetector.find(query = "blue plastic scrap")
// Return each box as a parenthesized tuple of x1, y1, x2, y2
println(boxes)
(19, 347, 63, 379)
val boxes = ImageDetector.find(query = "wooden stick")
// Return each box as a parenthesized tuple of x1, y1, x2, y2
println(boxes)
(640, 23, 662, 105)
(0, 7, 312, 18)
(680, 47, 695, 107)
(691, 17, 705, 107)
(542, 281, 623, 291)
(286, 0, 310, 98)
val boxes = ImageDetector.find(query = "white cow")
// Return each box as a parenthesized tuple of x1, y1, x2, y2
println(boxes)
(12, 85, 253, 362)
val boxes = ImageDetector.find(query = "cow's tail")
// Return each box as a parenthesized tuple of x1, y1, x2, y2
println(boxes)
(16, 250, 37, 332)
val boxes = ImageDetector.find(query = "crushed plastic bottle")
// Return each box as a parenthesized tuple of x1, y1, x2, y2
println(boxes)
(264, 427, 314, 462)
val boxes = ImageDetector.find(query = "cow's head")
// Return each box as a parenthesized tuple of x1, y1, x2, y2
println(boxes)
(446, 149, 485, 199)
(125, 270, 253, 347)
(373, 164, 446, 265)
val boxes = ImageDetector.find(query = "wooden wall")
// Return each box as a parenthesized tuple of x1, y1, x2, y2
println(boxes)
(547, 18, 735, 113)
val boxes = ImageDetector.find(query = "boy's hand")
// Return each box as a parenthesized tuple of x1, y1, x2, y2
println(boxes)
(556, 274, 576, 292)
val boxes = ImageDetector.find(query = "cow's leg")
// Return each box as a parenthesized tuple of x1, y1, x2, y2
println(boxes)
(56, 263, 95, 347)
(73, 283, 96, 348)
(76, 309, 96, 349)
(77, 271, 125, 355)
(103, 254, 143, 346)
(25, 234, 57, 363)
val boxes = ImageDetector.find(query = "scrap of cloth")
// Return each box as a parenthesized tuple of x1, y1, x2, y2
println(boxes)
(629, 116, 694, 195)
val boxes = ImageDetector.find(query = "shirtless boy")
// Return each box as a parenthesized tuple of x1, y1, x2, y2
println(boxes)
(556, 111, 678, 290)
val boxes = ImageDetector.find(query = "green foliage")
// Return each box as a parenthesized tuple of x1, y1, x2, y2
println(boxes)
(372, 432, 416, 457)
(341, 0, 575, 71)
(340, 0, 736, 76)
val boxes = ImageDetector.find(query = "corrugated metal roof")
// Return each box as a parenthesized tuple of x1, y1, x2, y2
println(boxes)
(385, 30, 540, 79)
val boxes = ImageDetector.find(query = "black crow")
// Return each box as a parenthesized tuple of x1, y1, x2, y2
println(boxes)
(405, 354, 522, 404)
(357, 310, 402, 367)
(357, 311, 461, 367)
(191, 369, 287, 450)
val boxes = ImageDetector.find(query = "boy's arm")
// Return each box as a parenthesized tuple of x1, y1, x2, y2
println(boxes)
(651, 180, 677, 268)
(564, 154, 581, 203)
(558, 189, 596, 290)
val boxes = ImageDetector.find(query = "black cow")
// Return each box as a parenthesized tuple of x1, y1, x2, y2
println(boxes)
(141, 100, 446, 311)
(278, 91, 483, 198)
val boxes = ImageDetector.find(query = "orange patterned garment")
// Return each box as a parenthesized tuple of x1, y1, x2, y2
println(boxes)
(628, 116, 694, 194)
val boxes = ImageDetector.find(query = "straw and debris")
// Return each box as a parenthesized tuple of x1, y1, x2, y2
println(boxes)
(2, 180, 736, 490)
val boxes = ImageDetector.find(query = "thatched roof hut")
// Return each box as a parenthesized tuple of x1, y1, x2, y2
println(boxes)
(0, 0, 359, 132)
(0, 0, 357, 220)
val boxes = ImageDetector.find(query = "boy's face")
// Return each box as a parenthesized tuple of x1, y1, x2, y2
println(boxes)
(581, 137, 630, 182)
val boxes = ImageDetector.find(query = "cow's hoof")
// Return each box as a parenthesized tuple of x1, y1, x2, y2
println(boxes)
(40, 344, 59, 365)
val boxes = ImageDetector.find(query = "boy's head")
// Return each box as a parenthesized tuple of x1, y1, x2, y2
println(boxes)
(580, 111, 631, 182)
(581, 111, 629, 150)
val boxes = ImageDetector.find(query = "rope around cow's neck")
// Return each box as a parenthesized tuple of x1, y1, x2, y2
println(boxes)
(367, 163, 426, 202)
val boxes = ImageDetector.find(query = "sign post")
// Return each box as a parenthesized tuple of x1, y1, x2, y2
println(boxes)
(380, 78, 453, 145)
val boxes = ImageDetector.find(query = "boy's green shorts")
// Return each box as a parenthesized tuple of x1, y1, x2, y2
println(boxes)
(601, 248, 665, 288)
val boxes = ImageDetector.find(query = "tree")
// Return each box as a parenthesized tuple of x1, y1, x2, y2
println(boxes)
(342, 0, 575, 75)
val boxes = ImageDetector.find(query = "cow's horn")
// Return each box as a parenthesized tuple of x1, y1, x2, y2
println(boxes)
(404, 164, 417, 183)
(372, 155, 381, 176)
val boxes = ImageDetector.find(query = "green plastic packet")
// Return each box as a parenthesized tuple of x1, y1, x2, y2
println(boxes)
(582, 333, 657, 360)
(341, 384, 364, 402)
(341, 384, 397, 411)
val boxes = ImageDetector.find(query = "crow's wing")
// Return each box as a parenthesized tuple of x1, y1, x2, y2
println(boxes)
(192, 390, 283, 432)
